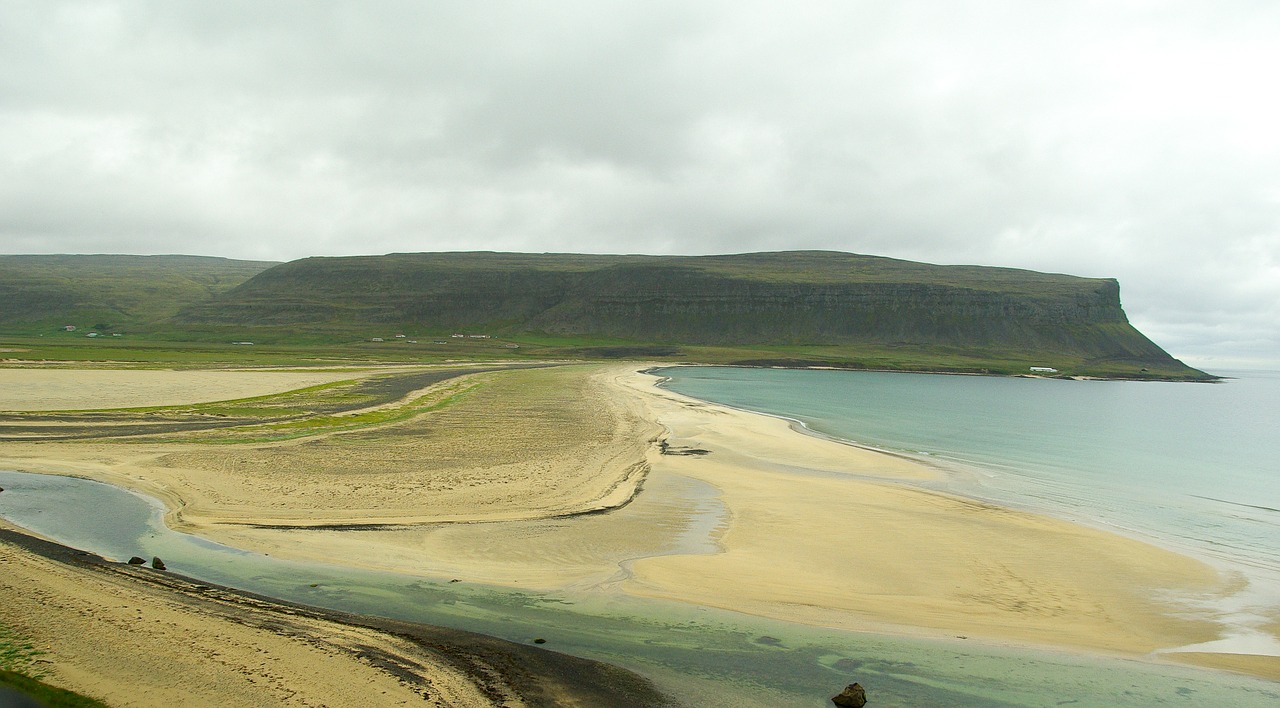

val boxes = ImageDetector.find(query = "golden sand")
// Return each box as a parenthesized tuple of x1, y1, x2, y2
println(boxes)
(0, 368, 360, 411)
(2, 363, 1276, 681)
(0, 524, 490, 706)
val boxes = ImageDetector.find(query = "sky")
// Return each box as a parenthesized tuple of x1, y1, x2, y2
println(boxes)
(2, 1, 1277, 369)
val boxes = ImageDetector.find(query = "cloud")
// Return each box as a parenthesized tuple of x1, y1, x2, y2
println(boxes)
(1, 1, 1277, 365)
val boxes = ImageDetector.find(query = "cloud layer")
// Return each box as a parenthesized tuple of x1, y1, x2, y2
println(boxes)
(2, 1, 1277, 367)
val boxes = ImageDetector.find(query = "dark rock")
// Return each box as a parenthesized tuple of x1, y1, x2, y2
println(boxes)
(533, 638, 547, 644)
(832, 683, 867, 707)
(0, 486, 5, 492)
(659, 443, 711, 456)
(151, 556, 166, 570)
(127, 556, 146, 565)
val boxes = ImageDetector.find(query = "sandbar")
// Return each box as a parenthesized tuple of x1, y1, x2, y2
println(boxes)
(2, 362, 1277, 684)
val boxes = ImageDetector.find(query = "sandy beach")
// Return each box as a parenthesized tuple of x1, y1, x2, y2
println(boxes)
(2, 363, 1277, 685)
(0, 525, 670, 707)
(0, 368, 362, 411)
(0, 365, 660, 528)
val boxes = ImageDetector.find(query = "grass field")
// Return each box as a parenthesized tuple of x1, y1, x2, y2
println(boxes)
(1, 251, 1212, 380)
(0, 331, 1209, 380)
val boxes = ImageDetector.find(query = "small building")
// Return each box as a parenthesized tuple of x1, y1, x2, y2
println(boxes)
(1030, 366, 1058, 374)
(232, 341, 254, 345)
(395, 333, 406, 338)
(451, 333, 465, 338)
(62, 325, 76, 331)
(371, 337, 384, 342)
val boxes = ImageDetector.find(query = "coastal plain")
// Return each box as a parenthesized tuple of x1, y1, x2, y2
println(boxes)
(1, 362, 1277, 705)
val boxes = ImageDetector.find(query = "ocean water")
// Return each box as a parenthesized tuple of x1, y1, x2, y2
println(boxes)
(3, 468, 1279, 706)
(3, 367, 1280, 705)
(655, 366, 1280, 654)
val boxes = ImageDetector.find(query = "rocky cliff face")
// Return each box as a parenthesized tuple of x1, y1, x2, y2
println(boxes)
(178, 251, 1183, 368)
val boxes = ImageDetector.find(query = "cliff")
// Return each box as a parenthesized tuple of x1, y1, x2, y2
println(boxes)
(177, 251, 1201, 377)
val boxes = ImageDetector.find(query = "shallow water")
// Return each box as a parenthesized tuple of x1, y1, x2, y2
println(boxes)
(3, 466, 1279, 706)
(656, 367, 1280, 647)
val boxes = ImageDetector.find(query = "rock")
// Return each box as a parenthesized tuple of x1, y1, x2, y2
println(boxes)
(533, 638, 547, 644)
(151, 556, 166, 570)
(831, 683, 867, 707)
(127, 556, 146, 565)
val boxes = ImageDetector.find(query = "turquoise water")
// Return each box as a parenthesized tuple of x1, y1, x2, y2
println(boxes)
(3, 469, 1279, 706)
(3, 368, 1280, 705)
(655, 366, 1280, 654)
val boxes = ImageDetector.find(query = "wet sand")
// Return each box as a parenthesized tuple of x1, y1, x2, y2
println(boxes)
(1, 363, 1276, 684)
(0, 524, 673, 707)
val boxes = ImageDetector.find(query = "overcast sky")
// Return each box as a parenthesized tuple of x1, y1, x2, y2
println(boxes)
(2, 1, 1277, 368)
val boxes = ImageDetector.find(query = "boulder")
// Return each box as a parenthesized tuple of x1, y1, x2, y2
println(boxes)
(831, 683, 867, 707)
(151, 556, 166, 570)
(127, 556, 146, 565)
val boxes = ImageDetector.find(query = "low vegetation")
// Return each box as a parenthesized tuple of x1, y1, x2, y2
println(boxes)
(0, 367, 507, 443)
(0, 251, 1213, 379)
(0, 624, 105, 706)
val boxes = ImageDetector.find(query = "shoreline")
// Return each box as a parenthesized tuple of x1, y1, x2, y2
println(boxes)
(655, 366, 1264, 584)
(612, 366, 1280, 680)
(1, 363, 1276, 686)
(647, 360, 1223, 383)
(650, 361, 1280, 665)
(0, 523, 675, 707)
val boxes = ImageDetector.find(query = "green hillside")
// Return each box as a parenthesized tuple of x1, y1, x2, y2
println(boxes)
(170, 251, 1208, 380)
(0, 254, 277, 332)
(0, 251, 1209, 379)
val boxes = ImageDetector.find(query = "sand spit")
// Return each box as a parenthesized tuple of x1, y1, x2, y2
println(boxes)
(2, 362, 1277, 684)
(0, 525, 674, 707)
(0, 365, 660, 528)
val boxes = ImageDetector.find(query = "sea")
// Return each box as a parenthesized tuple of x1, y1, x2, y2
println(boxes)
(2, 366, 1279, 706)
(654, 366, 1280, 654)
